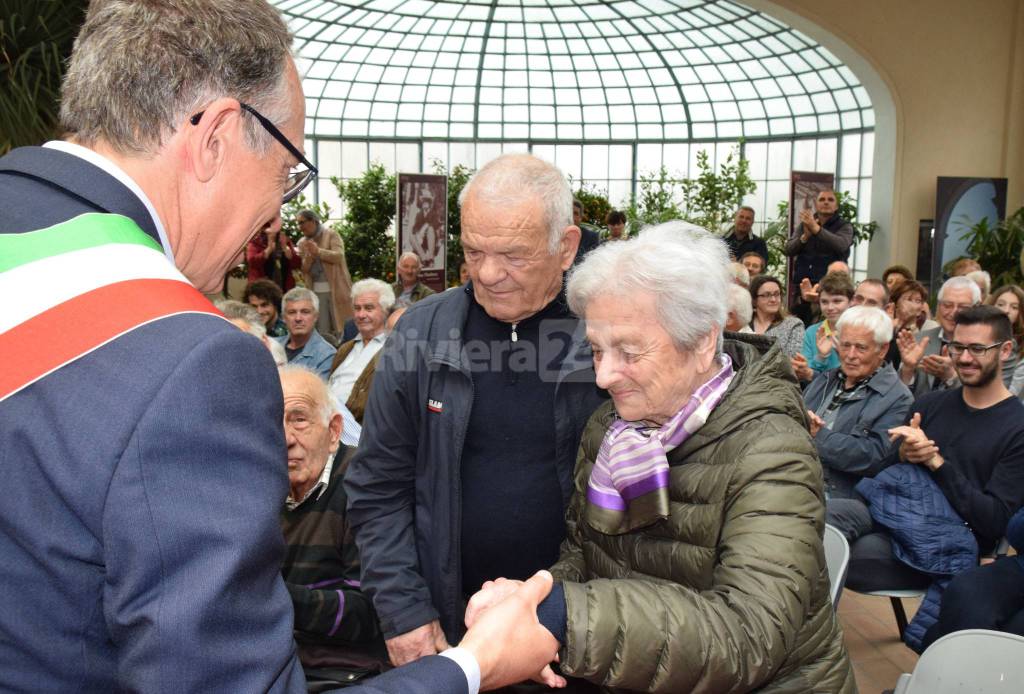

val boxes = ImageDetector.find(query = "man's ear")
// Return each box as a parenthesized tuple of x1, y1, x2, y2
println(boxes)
(185, 97, 243, 184)
(559, 225, 581, 271)
(327, 412, 343, 453)
(694, 327, 719, 373)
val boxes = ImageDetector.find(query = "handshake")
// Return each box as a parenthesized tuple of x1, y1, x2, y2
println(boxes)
(387, 571, 565, 691)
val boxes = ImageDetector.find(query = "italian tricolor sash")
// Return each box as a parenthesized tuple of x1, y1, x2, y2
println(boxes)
(0, 213, 223, 402)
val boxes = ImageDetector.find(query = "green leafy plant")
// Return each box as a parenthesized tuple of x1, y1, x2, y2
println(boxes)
(1, 1, 88, 154)
(623, 166, 686, 235)
(680, 147, 757, 233)
(572, 181, 612, 230)
(958, 207, 1024, 288)
(332, 163, 396, 282)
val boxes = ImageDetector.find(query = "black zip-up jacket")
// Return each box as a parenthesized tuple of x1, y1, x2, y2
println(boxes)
(344, 283, 607, 644)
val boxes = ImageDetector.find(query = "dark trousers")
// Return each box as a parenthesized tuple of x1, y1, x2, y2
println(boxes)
(826, 497, 931, 592)
(922, 557, 1024, 650)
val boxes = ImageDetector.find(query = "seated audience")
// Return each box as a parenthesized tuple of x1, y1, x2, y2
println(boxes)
(896, 276, 981, 396)
(882, 264, 914, 293)
(740, 250, 765, 277)
(467, 223, 854, 691)
(798, 260, 850, 309)
(724, 206, 767, 265)
(244, 278, 288, 337)
(604, 209, 627, 241)
(571, 198, 602, 265)
(749, 274, 805, 358)
(728, 261, 750, 287)
(803, 306, 912, 501)
(393, 251, 435, 309)
(277, 287, 337, 380)
(851, 278, 889, 309)
(922, 506, 1024, 649)
(247, 223, 299, 292)
(841, 306, 1024, 597)
(796, 271, 854, 380)
(327, 279, 394, 424)
(725, 283, 753, 332)
(988, 285, 1024, 390)
(216, 299, 287, 366)
(886, 279, 938, 367)
(277, 366, 385, 677)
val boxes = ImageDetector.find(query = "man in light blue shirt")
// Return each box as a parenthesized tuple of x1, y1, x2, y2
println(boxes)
(277, 287, 337, 380)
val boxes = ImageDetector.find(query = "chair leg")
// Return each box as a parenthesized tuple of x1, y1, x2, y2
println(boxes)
(890, 597, 909, 639)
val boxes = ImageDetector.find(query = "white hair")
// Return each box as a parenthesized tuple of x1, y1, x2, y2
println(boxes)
(966, 270, 991, 297)
(567, 221, 730, 351)
(458, 153, 572, 254)
(726, 283, 753, 327)
(215, 299, 286, 365)
(398, 251, 421, 267)
(938, 275, 982, 305)
(728, 261, 750, 287)
(836, 306, 893, 345)
(278, 365, 337, 425)
(351, 278, 396, 313)
(282, 286, 319, 313)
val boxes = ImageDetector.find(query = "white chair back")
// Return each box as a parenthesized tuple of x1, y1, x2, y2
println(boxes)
(894, 629, 1024, 693)
(822, 523, 849, 609)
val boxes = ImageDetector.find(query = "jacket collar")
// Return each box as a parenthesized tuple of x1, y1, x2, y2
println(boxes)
(826, 360, 900, 395)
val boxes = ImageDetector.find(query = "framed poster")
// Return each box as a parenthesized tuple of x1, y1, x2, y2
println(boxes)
(786, 171, 835, 309)
(932, 177, 1007, 286)
(396, 173, 448, 293)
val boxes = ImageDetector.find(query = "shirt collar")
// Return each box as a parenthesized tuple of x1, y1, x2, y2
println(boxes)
(43, 140, 175, 265)
(359, 331, 388, 348)
(285, 450, 335, 510)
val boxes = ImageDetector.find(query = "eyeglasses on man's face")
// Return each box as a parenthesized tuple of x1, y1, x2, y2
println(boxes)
(947, 341, 1006, 357)
(189, 101, 317, 204)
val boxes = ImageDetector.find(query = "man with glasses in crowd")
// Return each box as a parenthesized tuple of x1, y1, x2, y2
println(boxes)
(841, 306, 1024, 597)
(0, 1, 561, 692)
(897, 275, 981, 396)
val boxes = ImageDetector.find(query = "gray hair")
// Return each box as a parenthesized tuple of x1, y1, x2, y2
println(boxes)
(736, 205, 755, 216)
(938, 275, 982, 305)
(568, 221, 730, 351)
(283, 286, 319, 313)
(726, 283, 753, 327)
(398, 251, 422, 267)
(215, 299, 262, 331)
(966, 270, 991, 297)
(351, 278, 396, 313)
(278, 365, 337, 425)
(458, 153, 572, 254)
(59, 0, 293, 156)
(728, 261, 750, 287)
(836, 306, 893, 345)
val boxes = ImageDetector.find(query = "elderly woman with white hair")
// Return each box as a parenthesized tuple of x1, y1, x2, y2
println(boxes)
(470, 222, 854, 692)
(803, 306, 914, 508)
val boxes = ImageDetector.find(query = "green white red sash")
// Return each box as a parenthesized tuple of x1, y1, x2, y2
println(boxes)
(0, 212, 223, 402)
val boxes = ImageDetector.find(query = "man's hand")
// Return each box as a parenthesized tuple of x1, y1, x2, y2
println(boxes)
(386, 619, 449, 667)
(815, 324, 835, 360)
(460, 571, 564, 691)
(921, 353, 955, 382)
(800, 278, 820, 303)
(889, 412, 941, 467)
(465, 577, 523, 629)
(897, 332, 928, 372)
(790, 354, 814, 382)
(799, 208, 820, 235)
(807, 410, 825, 437)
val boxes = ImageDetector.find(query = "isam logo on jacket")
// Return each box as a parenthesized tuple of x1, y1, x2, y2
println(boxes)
(427, 398, 443, 413)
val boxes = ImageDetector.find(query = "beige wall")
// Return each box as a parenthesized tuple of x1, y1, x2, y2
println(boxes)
(750, 0, 1024, 276)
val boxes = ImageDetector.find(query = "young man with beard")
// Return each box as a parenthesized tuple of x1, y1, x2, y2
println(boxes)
(843, 305, 1024, 591)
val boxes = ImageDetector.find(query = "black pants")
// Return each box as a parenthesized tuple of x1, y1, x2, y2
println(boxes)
(921, 557, 1024, 650)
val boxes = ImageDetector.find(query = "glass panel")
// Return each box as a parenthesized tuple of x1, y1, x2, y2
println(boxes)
(341, 141, 368, 178)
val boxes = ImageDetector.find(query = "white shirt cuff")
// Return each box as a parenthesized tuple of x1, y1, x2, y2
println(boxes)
(439, 646, 481, 694)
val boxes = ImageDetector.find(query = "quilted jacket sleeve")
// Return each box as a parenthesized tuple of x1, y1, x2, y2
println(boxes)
(559, 415, 827, 693)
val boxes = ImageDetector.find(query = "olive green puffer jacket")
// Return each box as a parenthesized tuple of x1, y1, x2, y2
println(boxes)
(550, 334, 856, 693)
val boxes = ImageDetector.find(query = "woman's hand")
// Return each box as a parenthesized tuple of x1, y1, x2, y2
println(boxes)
(815, 324, 835, 360)
(897, 331, 927, 371)
(790, 354, 814, 382)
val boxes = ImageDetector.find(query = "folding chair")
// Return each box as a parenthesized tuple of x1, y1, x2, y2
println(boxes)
(892, 629, 1024, 693)
(822, 523, 849, 609)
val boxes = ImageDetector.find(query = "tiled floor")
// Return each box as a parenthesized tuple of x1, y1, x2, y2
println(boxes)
(838, 590, 920, 693)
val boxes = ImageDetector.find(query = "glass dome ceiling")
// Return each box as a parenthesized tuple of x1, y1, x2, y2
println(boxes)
(275, 0, 874, 143)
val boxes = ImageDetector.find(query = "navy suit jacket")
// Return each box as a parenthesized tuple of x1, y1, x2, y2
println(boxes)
(347, 655, 469, 694)
(0, 146, 306, 691)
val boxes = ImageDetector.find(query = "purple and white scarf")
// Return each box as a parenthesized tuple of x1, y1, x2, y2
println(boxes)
(584, 354, 735, 535)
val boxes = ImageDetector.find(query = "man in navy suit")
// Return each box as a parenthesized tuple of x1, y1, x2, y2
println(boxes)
(0, 1, 560, 692)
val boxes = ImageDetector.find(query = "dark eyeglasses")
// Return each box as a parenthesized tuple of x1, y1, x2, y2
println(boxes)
(189, 102, 317, 204)
(947, 341, 1005, 357)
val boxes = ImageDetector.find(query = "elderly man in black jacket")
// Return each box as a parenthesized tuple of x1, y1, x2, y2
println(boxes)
(345, 153, 607, 668)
